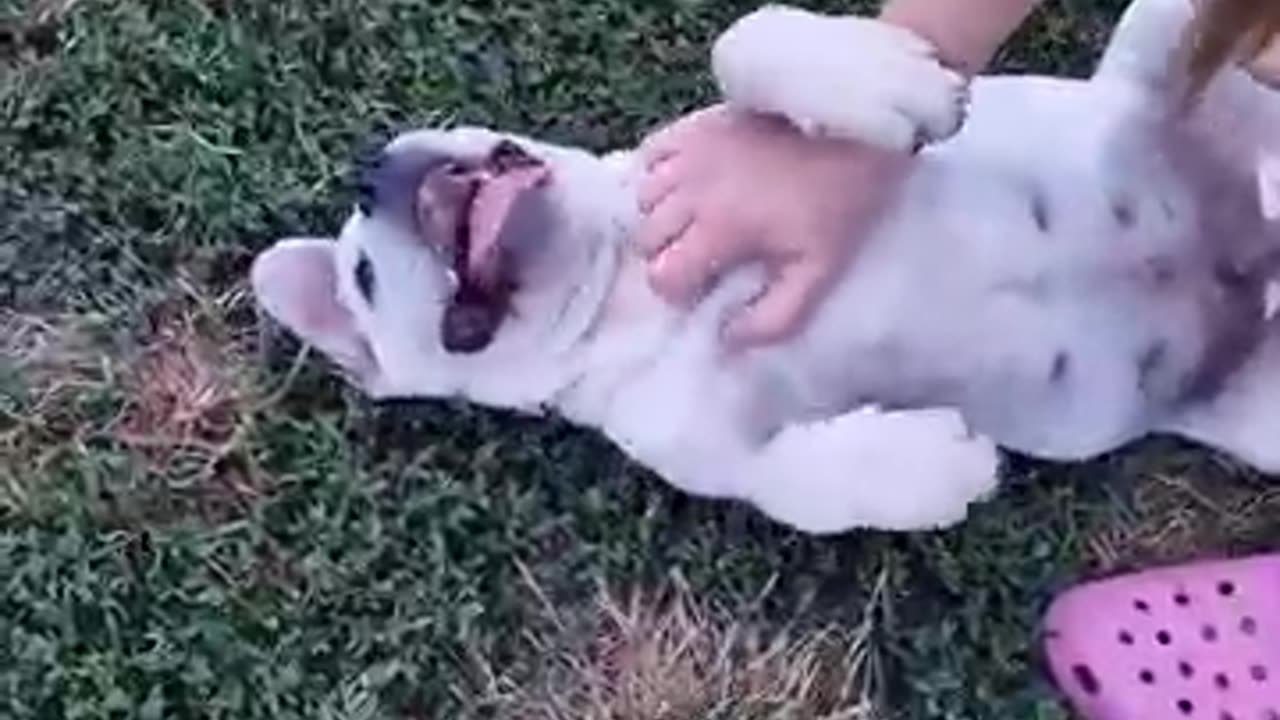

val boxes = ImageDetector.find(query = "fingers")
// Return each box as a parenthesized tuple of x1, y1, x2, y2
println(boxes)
(638, 155, 684, 213)
(634, 191, 694, 259)
(638, 104, 729, 167)
(723, 257, 831, 348)
(648, 221, 749, 307)
(635, 109, 720, 260)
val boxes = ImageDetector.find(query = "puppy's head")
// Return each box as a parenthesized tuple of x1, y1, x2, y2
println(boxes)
(251, 127, 624, 403)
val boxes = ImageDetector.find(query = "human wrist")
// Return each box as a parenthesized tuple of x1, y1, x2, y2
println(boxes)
(878, 0, 1041, 77)
(711, 7, 973, 153)
(822, 138, 916, 186)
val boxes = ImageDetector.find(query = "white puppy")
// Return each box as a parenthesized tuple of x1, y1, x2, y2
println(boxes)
(251, 0, 1280, 534)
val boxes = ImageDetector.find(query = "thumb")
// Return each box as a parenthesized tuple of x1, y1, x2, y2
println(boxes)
(722, 257, 831, 349)
(648, 222, 752, 307)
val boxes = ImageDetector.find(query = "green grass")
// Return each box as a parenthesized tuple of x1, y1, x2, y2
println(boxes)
(3, 0, 1280, 718)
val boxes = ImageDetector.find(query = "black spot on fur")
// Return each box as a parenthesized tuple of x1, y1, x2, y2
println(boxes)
(1112, 196, 1138, 228)
(355, 252, 375, 305)
(1029, 189, 1051, 233)
(1050, 351, 1071, 383)
(1214, 260, 1251, 290)
(1138, 340, 1168, 393)
(1146, 256, 1177, 289)
(1182, 260, 1268, 401)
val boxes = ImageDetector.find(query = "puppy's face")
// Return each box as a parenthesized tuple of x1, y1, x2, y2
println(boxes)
(251, 127, 624, 401)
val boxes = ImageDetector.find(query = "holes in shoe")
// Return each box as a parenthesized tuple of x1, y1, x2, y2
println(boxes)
(1219, 713, 1234, 720)
(1135, 599, 1152, 613)
(1215, 672, 1231, 690)
(1177, 699, 1194, 715)
(1179, 661, 1195, 679)
(1218, 581, 1237, 597)
(1158, 630, 1173, 646)
(1241, 617, 1258, 636)
(1251, 665, 1269, 683)
(1203, 625, 1220, 643)
(1263, 710, 1280, 720)
(1072, 664, 1101, 695)
(1119, 630, 1135, 645)
(1141, 669, 1157, 685)
(1175, 591, 1191, 606)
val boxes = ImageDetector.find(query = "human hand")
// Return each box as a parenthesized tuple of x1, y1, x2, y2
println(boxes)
(636, 104, 913, 348)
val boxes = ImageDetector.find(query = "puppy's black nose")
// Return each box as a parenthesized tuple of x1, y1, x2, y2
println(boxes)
(352, 142, 455, 226)
(355, 149, 388, 216)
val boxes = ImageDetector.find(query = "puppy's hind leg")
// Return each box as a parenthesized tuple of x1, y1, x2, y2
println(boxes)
(1163, 319, 1280, 474)
(740, 406, 1002, 534)
(600, 337, 998, 533)
(1093, 0, 1197, 97)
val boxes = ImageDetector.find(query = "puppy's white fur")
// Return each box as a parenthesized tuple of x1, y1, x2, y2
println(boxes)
(252, 0, 1280, 534)
(712, 5, 970, 149)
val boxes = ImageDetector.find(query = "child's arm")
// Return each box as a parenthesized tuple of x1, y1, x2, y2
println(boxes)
(880, 0, 1043, 76)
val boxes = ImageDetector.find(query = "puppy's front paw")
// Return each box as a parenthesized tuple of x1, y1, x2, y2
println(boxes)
(712, 5, 969, 151)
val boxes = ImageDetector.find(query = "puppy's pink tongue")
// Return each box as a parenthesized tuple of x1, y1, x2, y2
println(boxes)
(467, 165, 550, 276)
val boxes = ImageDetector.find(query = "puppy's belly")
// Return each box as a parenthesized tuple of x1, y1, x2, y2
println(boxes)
(767, 178, 1250, 459)
(776, 272, 1216, 460)
(951, 292, 1198, 458)
(618, 77, 1265, 462)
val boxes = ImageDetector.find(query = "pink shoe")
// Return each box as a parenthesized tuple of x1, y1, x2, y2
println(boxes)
(1043, 555, 1280, 719)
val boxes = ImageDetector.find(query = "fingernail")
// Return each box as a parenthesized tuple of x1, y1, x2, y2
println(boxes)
(648, 265, 689, 307)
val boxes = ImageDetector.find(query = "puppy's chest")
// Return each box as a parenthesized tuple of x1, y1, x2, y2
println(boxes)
(597, 252, 667, 329)
(561, 251, 686, 415)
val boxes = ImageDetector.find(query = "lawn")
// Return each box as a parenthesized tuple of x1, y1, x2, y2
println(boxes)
(3, 0, 1280, 718)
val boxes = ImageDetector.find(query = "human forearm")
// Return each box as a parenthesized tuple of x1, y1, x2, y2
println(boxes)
(879, 0, 1043, 76)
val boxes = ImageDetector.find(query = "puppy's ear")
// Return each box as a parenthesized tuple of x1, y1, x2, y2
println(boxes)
(251, 237, 380, 382)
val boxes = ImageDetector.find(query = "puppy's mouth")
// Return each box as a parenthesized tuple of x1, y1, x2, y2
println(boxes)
(416, 140, 551, 354)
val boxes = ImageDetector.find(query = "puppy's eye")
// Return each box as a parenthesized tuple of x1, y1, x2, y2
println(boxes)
(444, 161, 470, 178)
(355, 252, 376, 305)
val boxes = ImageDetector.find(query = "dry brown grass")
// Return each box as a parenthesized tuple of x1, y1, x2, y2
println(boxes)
(105, 276, 281, 522)
(1085, 449, 1280, 575)
(0, 274, 289, 522)
(0, 307, 116, 510)
(476, 568, 887, 720)
(113, 279, 253, 469)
